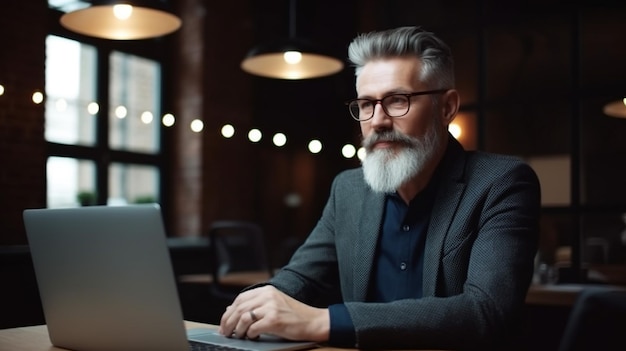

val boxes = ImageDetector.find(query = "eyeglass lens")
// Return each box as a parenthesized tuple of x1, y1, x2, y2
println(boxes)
(348, 94, 411, 121)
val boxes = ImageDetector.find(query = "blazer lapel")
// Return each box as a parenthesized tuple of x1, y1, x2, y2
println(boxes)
(422, 137, 467, 297)
(352, 189, 385, 301)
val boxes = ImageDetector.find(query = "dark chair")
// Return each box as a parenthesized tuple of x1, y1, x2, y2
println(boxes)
(558, 286, 626, 351)
(207, 220, 273, 302)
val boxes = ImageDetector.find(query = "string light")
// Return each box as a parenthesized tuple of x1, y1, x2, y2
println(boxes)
(32, 91, 44, 104)
(140, 111, 154, 124)
(341, 144, 356, 158)
(272, 133, 287, 147)
(221, 124, 235, 138)
(248, 129, 262, 142)
(308, 139, 322, 154)
(162, 113, 175, 127)
(190, 119, 203, 132)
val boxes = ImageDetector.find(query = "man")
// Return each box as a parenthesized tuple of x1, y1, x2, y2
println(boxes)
(219, 26, 541, 350)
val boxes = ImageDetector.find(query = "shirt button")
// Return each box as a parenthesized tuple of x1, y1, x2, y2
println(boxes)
(400, 262, 407, 270)
(402, 225, 410, 231)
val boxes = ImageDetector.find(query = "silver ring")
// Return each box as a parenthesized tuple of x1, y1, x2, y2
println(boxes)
(249, 310, 258, 322)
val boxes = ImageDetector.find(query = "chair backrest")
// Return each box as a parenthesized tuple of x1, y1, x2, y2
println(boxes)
(557, 286, 626, 351)
(208, 221, 272, 296)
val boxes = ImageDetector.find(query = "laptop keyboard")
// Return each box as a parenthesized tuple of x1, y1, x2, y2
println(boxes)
(189, 340, 253, 351)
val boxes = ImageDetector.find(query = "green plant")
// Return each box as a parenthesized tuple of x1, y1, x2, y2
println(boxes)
(77, 191, 96, 206)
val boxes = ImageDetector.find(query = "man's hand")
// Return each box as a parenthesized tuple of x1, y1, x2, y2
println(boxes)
(218, 285, 329, 342)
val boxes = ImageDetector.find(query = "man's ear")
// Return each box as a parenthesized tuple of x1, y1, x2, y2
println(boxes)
(441, 89, 460, 123)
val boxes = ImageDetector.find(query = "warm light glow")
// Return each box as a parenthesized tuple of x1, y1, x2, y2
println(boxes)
(32, 91, 44, 104)
(221, 124, 235, 138)
(0, 84, 4, 96)
(449, 122, 462, 139)
(308, 139, 322, 154)
(162, 113, 175, 127)
(60, 3, 181, 40)
(140, 111, 153, 124)
(248, 129, 262, 142)
(190, 119, 203, 132)
(357, 147, 367, 161)
(273, 133, 287, 147)
(341, 144, 356, 158)
(87, 102, 99, 115)
(115, 105, 127, 119)
(283, 51, 302, 64)
(241, 52, 344, 79)
(55, 98, 68, 112)
(602, 97, 626, 118)
(113, 4, 133, 20)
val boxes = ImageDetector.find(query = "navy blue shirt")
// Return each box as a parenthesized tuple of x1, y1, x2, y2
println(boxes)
(328, 183, 436, 347)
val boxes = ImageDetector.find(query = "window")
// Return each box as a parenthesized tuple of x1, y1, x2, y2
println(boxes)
(45, 34, 164, 208)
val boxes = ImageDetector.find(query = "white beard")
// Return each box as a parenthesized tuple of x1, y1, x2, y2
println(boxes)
(361, 125, 441, 194)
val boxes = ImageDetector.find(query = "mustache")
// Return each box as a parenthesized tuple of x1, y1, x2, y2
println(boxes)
(362, 130, 417, 150)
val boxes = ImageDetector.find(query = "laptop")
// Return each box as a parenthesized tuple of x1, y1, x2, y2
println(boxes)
(23, 204, 317, 351)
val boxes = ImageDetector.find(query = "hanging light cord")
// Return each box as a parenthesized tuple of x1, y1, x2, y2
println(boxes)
(289, 0, 297, 39)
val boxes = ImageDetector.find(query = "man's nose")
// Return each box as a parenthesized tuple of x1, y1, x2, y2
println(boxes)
(369, 101, 392, 127)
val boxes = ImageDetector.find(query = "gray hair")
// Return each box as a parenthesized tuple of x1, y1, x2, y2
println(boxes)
(347, 26, 455, 89)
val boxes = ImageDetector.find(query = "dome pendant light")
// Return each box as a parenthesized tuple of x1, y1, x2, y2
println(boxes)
(240, 0, 344, 80)
(60, 0, 181, 40)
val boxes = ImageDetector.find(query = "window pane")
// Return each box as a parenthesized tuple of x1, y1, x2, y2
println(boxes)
(45, 35, 97, 145)
(108, 163, 159, 205)
(109, 51, 161, 153)
(47, 156, 96, 208)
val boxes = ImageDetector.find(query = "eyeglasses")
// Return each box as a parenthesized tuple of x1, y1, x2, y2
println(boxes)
(345, 89, 448, 121)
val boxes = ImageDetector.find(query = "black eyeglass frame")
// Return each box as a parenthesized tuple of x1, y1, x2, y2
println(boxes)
(344, 89, 449, 121)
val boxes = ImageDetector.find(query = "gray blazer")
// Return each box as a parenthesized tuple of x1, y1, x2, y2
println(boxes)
(268, 137, 541, 350)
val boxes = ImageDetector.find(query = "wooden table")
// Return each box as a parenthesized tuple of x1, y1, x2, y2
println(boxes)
(178, 270, 273, 286)
(0, 321, 447, 351)
(525, 283, 626, 306)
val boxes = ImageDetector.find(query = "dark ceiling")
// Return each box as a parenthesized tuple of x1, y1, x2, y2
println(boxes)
(183, 0, 626, 157)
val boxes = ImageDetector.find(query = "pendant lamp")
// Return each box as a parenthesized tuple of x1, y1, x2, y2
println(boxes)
(603, 98, 626, 118)
(60, 0, 181, 40)
(240, 0, 344, 80)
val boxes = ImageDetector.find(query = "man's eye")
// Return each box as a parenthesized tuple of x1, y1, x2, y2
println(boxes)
(386, 95, 406, 105)
(359, 100, 373, 109)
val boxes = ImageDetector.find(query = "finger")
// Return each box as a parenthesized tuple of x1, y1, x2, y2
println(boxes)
(218, 305, 234, 336)
(233, 307, 261, 339)
(244, 308, 268, 340)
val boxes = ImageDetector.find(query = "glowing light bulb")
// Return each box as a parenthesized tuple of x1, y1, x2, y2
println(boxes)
(284, 51, 302, 64)
(115, 105, 127, 119)
(190, 119, 204, 132)
(273, 133, 287, 147)
(449, 122, 462, 139)
(113, 4, 133, 20)
(221, 124, 235, 138)
(308, 139, 322, 154)
(341, 144, 356, 158)
(357, 147, 367, 161)
(87, 102, 99, 115)
(248, 129, 262, 142)
(141, 111, 154, 124)
(162, 113, 175, 127)
(32, 91, 44, 104)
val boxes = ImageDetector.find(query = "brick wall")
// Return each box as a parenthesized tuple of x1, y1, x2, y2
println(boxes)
(0, 0, 48, 245)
